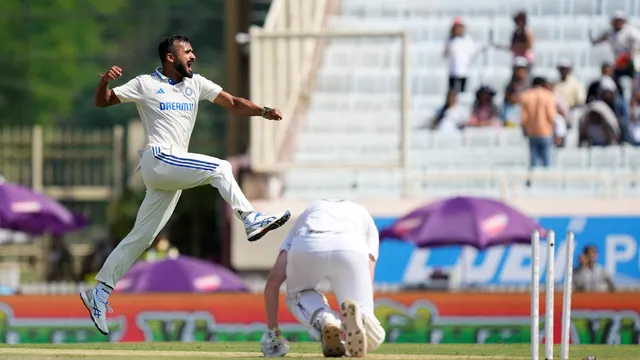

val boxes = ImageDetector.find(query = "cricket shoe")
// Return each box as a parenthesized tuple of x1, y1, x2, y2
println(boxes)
(341, 300, 367, 358)
(80, 288, 113, 335)
(318, 312, 346, 357)
(245, 210, 291, 242)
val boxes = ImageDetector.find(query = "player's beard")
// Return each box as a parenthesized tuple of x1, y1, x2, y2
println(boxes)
(174, 59, 193, 79)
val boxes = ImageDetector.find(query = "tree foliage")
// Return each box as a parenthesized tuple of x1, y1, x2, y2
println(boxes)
(0, 0, 226, 129)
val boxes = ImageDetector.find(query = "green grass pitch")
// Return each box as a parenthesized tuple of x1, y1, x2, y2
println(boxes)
(0, 342, 635, 360)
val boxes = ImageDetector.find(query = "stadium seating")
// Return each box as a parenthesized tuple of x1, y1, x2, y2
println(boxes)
(282, 0, 640, 198)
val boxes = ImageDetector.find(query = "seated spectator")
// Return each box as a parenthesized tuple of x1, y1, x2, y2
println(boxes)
(629, 92, 640, 144)
(599, 76, 633, 144)
(545, 82, 570, 147)
(505, 56, 530, 95)
(444, 17, 483, 93)
(520, 77, 556, 168)
(554, 58, 586, 108)
(468, 86, 499, 127)
(430, 89, 469, 131)
(573, 245, 616, 292)
(579, 80, 622, 146)
(586, 62, 614, 103)
(500, 84, 522, 127)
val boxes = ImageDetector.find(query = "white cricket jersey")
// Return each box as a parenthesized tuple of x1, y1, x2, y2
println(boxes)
(112, 67, 223, 152)
(280, 199, 380, 260)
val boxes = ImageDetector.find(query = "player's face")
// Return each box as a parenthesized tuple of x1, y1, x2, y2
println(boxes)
(171, 40, 196, 78)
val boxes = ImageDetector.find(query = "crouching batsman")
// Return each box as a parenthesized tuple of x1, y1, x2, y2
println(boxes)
(260, 199, 386, 358)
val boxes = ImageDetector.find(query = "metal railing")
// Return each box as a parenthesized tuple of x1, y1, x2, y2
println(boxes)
(0, 125, 124, 201)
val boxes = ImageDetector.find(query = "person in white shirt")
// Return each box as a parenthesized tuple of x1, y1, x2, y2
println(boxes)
(444, 17, 483, 93)
(591, 11, 640, 96)
(260, 199, 385, 358)
(430, 89, 469, 132)
(80, 35, 291, 336)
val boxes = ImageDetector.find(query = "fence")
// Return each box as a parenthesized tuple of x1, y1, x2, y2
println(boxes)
(0, 125, 124, 201)
(0, 125, 124, 280)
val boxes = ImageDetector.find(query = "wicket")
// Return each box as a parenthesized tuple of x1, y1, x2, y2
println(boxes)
(530, 230, 575, 360)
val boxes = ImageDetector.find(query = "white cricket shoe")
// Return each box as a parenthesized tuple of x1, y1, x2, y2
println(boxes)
(245, 210, 291, 242)
(318, 312, 346, 358)
(80, 288, 112, 335)
(341, 300, 367, 358)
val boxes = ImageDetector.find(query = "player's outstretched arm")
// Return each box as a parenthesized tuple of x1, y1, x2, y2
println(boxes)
(214, 91, 283, 120)
(264, 250, 287, 330)
(95, 66, 123, 108)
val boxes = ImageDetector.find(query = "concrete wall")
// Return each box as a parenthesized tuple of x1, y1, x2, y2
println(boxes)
(231, 197, 640, 270)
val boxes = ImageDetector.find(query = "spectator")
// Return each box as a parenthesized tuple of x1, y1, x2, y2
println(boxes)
(444, 17, 483, 93)
(506, 57, 530, 95)
(46, 235, 75, 282)
(500, 84, 522, 127)
(554, 58, 586, 108)
(629, 92, 640, 144)
(510, 11, 535, 67)
(590, 11, 640, 97)
(546, 82, 569, 147)
(468, 86, 499, 127)
(430, 89, 469, 131)
(520, 77, 557, 168)
(579, 77, 622, 147)
(573, 245, 616, 292)
(587, 62, 615, 103)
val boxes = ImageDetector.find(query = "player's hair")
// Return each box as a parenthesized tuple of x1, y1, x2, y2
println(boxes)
(158, 35, 190, 62)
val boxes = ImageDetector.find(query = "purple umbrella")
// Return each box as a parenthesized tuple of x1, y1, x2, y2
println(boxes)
(0, 178, 88, 236)
(379, 196, 543, 250)
(114, 255, 249, 293)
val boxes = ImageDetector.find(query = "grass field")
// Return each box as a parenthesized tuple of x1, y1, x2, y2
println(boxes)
(0, 342, 636, 360)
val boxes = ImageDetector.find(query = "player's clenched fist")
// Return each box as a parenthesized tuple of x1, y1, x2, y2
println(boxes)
(100, 66, 123, 83)
(263, 107, 283, 121)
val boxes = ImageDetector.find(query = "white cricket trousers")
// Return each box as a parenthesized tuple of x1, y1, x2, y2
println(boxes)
(286, 244, 374, 314)
(96, 146, 254, 288)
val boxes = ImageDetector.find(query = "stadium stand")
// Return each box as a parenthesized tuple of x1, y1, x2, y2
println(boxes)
(282, 0, 640, 199)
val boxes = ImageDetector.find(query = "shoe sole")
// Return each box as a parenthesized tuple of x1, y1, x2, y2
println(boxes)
(79, 292, 109, 336)
(341, 300, 367, 358)
(321, 323, 346, 357)
(247, 210, 291, 242)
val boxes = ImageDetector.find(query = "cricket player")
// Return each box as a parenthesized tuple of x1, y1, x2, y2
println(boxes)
(80, 35, 291, 335)
(260, 199, 386, 358)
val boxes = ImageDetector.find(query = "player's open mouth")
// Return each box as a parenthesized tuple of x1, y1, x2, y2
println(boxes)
(186, 61, 193, 71)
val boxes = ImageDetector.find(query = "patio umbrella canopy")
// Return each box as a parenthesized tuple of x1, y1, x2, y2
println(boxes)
(115, 255, 249, 293)
(0, 178, 88, 236)
(379, 196, 543, 250)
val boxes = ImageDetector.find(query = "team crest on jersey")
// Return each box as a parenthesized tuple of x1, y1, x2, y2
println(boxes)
(184, 87, 194, 97)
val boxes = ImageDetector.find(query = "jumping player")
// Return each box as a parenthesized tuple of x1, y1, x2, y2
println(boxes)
(260, 199, 385, 358)
(80, 35, 291, 335)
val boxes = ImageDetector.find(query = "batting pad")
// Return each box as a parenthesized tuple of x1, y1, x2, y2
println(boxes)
(362, 311, 385, 352)
(286, 290, 331, 341)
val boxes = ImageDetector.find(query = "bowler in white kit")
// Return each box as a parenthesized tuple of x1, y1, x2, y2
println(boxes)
(260, 199, 385, 358)
(80, 35, 291, 335)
